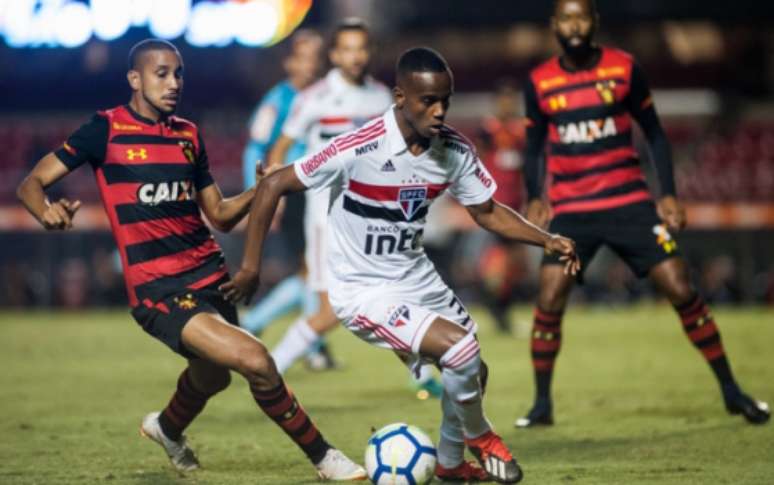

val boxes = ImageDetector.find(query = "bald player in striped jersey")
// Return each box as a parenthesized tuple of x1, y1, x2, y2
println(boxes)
(17, 38, 366, 481)
(516, 0, 769, 428)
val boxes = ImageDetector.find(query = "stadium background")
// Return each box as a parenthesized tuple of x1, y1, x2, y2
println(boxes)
(1, 2, 773, 485)
(2, 0, 774, 309)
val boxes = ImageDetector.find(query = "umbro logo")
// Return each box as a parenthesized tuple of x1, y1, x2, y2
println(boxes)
(381, 160, 395, 172)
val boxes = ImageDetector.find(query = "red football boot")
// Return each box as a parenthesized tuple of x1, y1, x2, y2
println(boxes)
(435, 460, 489, 482)
(465, 431, 523, 483)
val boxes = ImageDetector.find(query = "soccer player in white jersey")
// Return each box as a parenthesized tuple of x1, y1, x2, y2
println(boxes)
(266, 19, 445, 395)
(224, 47, 580, 484)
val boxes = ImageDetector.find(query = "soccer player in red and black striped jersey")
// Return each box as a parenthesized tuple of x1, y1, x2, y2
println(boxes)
(16, 39, 366, 480)
(516, 0, 769, 427)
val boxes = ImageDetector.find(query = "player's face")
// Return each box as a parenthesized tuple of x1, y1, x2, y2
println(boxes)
(552, 0, 596, 55)
(330, 30, 370, 83)
(132, 49, 184, 116)
(395, 71, 453, 139)
(495, 90, 519, 119)
(288, 39, 322, 88)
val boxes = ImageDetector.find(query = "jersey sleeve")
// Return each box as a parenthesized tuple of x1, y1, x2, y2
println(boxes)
(54, 114, 108, 170)
(193, 132, 215, 191)
(282, 90, 316, 141)
(449, 149, 498, 206)
(243, 91, 282, 188)
(292, 142, 348, 190)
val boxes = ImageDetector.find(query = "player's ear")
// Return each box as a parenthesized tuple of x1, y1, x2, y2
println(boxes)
(127, 69, 141, 91)
(393, 86, 405, 108)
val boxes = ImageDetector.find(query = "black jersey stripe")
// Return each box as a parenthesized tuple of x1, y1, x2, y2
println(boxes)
(125, 226, 213, 266)
(342, 195, 428, 222)
(115, 200, 200, 225)
(549, 103, 627, 125)
(133, 252, 226, 302)
(552, 180, 649, 207)
(109, 134, 192, 145)
(549, 131, 632, 157)
(552, 158, 641, 182)
(102, 163, 194, 185)
(541, 78, 627, 98)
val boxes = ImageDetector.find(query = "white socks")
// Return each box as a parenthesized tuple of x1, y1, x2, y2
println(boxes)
(439, 333, 491, 439)
(271, 317, 319, 374)
(437, 390, 465, 468)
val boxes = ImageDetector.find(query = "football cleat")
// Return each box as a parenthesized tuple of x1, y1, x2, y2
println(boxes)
(140, 412, 200, 472)
(723, 386, 770, 425)
(315, 448, 368, 481)
(514, 399, 553, 428)
(466, 431, 523, 484)
(435, 460, 489, 482)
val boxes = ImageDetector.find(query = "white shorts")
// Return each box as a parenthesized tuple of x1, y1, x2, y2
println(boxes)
(304, 188, 331, 292)
(330, 274, 477, 371)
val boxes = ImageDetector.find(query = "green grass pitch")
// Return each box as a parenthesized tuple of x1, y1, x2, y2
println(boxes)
(1, 305, 772, 484)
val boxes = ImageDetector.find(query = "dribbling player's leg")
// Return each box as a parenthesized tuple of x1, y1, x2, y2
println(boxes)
(181, 313, 366, 478)
(516, 264, 575, 428)
(649, 258, 769, 424)
(420, 318, 522, 483)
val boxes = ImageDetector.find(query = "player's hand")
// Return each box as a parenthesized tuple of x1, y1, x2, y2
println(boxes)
(545, 234, 581, 276)
(656, 195, 686, 232)
(219, 267, 260, 304)
(526, 199, 550, 229)
(40, 198, 81, 230)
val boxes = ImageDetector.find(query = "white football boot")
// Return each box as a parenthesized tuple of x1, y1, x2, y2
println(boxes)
(140, 412, 200, 472)
(315, 448, 367, 481)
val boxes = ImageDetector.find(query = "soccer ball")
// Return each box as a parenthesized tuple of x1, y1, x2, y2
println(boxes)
(364, 423, 437, 485)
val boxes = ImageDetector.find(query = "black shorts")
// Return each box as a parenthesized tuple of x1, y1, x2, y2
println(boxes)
(131, 278, 239, 359)
(542, 201, 680, 282)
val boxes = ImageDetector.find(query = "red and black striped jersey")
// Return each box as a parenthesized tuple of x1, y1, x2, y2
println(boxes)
(55, 105, 226, 308)
(524, 46, 662, 215)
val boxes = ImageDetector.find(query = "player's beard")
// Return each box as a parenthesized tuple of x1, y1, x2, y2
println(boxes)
(557, 33, 595, 60)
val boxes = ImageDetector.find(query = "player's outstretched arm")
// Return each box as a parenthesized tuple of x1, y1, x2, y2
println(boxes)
(466, 198, 580, 275)
(219, 165, 306, 303)
(17, 152, 81, 230)
(197, 165, 266, 233)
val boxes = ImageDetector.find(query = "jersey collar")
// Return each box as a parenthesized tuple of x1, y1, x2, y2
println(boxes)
(124, 104, 164, 127)
(384, 105, 409, 156)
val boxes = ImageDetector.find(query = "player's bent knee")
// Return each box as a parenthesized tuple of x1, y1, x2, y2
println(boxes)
(233, 343, 278, 383)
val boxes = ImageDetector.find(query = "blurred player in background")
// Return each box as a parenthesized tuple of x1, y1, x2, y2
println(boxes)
(516, 0, 770, 427)
(265, 18, 442, 398)
(476, 81, 530, 334)
(16, 39, 366, 480)
(225, 46, 582, 484)
(240, 30, 332, 368)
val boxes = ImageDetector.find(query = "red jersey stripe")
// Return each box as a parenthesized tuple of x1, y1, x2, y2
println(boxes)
(549, 167, 645, 201)
(548, 146, 637, 175)
(121, 215, 206, 246)
(552, 190, 651, 215)
(336, 128, 386, 151)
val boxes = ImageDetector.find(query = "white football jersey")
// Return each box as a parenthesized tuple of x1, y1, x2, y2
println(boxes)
(283, 68, 393, 154)
(293, 107, 497, 303)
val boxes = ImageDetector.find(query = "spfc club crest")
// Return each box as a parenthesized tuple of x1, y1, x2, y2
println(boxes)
(387, 305, 411, 327)
(398, 187, 427, 220)
(179, 140, 196, 164)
